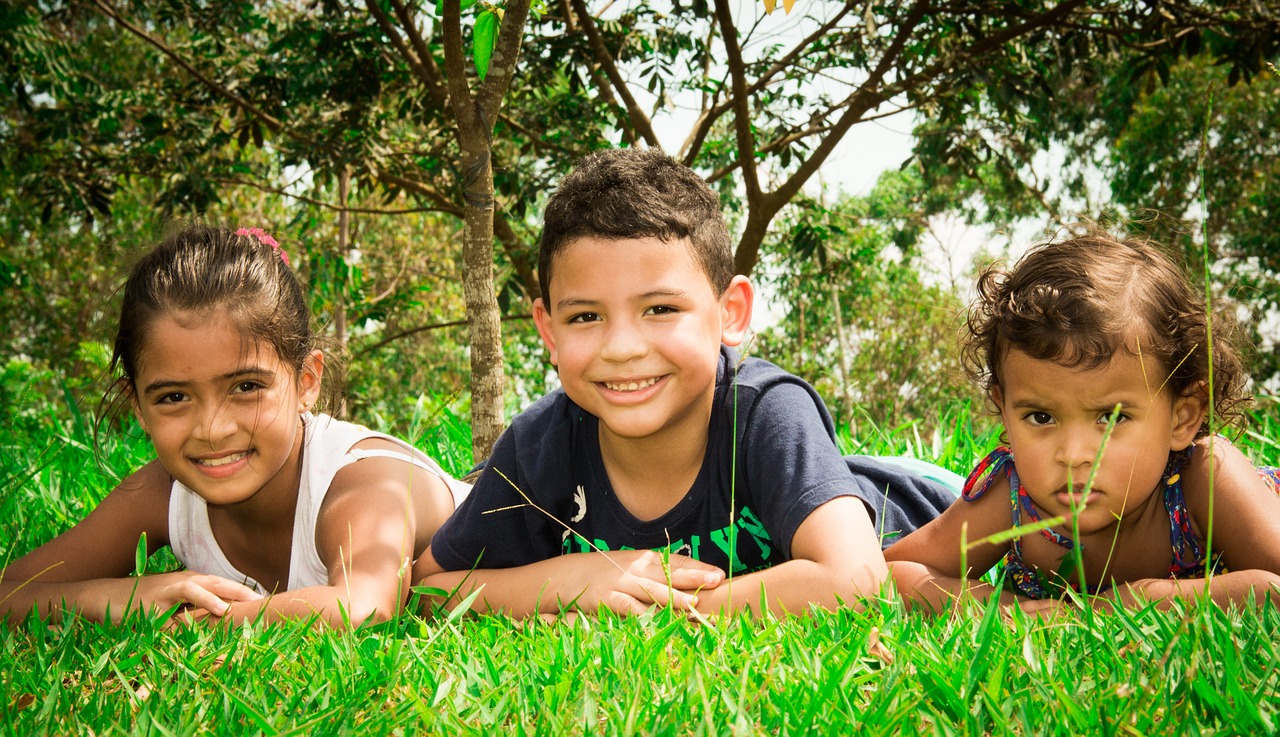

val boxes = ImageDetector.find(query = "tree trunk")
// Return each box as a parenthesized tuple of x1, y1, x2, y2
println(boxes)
(440, 0, 532, 461)
(460, 151, 506, 460)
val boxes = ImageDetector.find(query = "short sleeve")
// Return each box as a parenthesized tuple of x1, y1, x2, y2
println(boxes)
(736, 379, 870, 558)
(429, 394, 575, 571)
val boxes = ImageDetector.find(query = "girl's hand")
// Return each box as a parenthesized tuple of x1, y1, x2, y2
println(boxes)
(119, 571, 262, 623)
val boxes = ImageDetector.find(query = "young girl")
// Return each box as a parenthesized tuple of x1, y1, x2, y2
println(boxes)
(0, 225, 468, 627)
(887, 232, 1280, 611)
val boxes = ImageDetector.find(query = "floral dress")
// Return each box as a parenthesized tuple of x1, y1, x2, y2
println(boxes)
(962, 445, 1280, 599)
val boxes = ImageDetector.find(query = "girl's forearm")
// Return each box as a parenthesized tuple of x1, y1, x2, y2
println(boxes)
(888, 561, 1017, 613)
(1, 578, 141, 625)
(1120, 570, 1280, 609)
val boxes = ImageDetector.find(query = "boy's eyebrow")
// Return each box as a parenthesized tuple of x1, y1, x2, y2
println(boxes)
(143, 367, 274, 394)
(555, 289, 690, 311)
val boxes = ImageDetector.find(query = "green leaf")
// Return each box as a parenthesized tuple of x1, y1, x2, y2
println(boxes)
(473, 10, 499, 81)
(134, 532, 148, 577)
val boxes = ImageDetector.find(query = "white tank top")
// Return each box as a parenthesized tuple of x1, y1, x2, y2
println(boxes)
(168, 413, 470, 594)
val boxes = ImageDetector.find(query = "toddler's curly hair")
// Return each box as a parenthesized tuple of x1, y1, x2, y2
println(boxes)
(961, 229, 1250, 435)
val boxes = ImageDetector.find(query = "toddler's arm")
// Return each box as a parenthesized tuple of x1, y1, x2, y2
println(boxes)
(884, 474, 1020, 612)
(1121, 436, 1280, 608)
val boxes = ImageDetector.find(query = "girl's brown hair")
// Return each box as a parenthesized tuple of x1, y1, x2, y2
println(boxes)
(961, 230, 1249, 434)
(101, 224, 343, 424)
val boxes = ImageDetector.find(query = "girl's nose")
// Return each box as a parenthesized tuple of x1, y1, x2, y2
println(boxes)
(1055, 428, 1098, 470)
(191, 402, 238, 447)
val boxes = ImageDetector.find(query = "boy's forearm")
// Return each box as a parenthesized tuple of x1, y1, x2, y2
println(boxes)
(420, 561, 582, 618)
(693, 559, 886, 616)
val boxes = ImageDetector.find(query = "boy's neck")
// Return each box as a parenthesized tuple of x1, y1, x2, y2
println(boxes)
(597, 409, 712, 522)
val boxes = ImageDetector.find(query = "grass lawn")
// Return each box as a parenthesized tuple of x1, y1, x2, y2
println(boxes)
(3, 395, 1279, 734)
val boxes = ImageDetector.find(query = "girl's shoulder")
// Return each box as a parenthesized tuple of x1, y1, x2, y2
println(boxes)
(961, 447, 1015, 502)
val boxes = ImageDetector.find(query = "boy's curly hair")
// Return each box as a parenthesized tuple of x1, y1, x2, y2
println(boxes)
(537, 148, 734, 301)
(961, 229, 1250, 435)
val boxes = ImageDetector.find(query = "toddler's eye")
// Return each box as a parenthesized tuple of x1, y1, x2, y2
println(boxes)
(1098, 411, 1130, 425)
(1025, 411, 1053, 426)
(567, 312, 601, 324)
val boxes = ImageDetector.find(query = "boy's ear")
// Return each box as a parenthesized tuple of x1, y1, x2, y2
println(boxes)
(1170, 382, 1208, 451)
(298, 349, 324, 412)
(718, 275, 754, 347)
(532, 297, 559, 365)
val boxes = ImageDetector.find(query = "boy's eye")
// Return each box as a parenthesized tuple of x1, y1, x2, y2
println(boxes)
(567, 312, 601, 324)
(1025, 411, 1054, 426)
(1099, 411, 1130, 425)
(644, 305, 678, 316)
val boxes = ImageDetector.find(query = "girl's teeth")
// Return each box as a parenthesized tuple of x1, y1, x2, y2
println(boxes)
(606, 377, 659, 392)
(196, 452, 247, 467)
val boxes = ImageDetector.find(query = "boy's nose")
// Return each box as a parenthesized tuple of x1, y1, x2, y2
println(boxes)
(599, 321, 648, 363)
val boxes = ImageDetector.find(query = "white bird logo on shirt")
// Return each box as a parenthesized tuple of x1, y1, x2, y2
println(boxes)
(562, 485, 588, 542)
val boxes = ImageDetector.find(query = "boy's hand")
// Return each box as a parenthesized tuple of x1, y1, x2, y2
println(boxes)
(558, 550, 724, 615)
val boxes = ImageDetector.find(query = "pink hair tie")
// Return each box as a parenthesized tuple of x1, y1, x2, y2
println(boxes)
(235, 227, 290, 266)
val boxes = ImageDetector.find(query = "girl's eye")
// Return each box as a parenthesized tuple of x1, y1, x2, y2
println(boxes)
(567, 312, 601, 324)
(644, 305, 677, 316)
(156, 392, 187, 405)
(1025, 411, 1054, 426)
(232, 381, 264, 394)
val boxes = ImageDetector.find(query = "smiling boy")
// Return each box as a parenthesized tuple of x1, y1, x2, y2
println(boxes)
(415, 149, 954, 616)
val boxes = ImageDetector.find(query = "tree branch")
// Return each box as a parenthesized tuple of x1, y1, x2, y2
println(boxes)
(569, 0, 661, 147)
(357, 312, 532, 356)
(366, 0, 448, 108)
(88, 0, 284, 133)
(478, 0, 533, 125)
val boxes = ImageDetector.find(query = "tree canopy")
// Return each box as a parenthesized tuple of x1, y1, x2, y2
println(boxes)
(3, 0, 1278, 441)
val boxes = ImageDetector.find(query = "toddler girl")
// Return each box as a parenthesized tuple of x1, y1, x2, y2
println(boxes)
(888, 232, 1280, 610)
(1, 225, 468, 626)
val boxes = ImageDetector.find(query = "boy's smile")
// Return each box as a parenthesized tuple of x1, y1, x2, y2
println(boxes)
(533, 236, 752, 450)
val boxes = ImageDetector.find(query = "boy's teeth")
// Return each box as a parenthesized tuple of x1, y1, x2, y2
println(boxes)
(196, 452, 247, 467)
(605, 377, 659, 392)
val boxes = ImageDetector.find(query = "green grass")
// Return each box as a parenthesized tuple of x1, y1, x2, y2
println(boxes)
(3, 393, 1279, 734)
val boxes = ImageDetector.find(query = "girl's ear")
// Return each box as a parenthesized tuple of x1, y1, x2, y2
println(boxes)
(532, 297, 559, 365)
(1170, 382, 1208, 451)
(719, 276, 754, 347)
(129, 386, 149, 434)
(989, 384, 1005, 416)
(299, 349, 324, 412)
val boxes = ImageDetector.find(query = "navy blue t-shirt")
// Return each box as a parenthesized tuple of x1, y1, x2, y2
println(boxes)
(431, 347, 952, 574)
